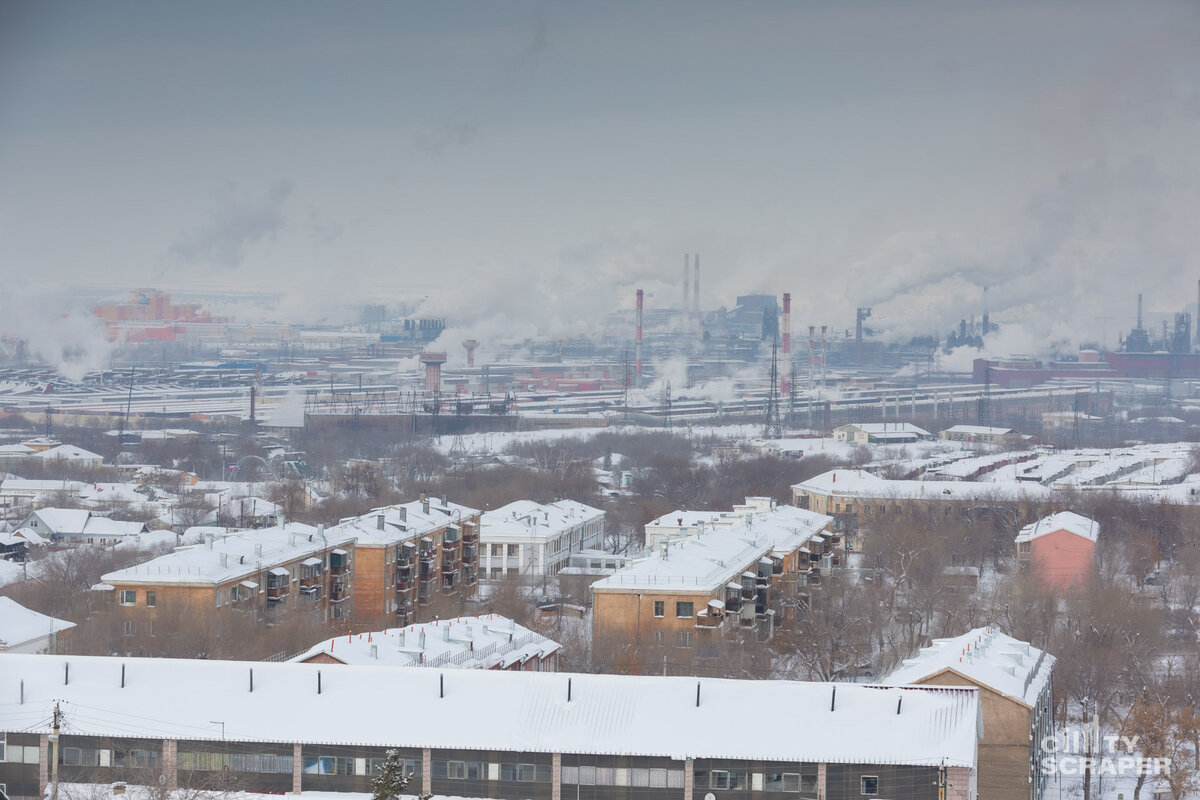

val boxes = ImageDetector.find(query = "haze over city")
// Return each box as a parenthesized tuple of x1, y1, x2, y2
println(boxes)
(2, 0, 1198, 352)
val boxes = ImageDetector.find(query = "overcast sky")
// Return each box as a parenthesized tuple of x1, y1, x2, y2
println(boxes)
(1, 1, 1198, 348)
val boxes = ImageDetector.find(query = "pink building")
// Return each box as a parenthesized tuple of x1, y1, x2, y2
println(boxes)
(1015, 511, 1098, 592)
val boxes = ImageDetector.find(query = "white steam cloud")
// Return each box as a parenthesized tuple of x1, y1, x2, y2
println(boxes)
(0, 285, 114, 382)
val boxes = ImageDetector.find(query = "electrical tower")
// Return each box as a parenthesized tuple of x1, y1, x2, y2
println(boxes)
(764, 340, 782, 439)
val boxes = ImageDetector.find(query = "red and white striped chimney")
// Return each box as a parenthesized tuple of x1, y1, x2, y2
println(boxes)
(635, 289, 644, 385)
(782, 293, 791, 394)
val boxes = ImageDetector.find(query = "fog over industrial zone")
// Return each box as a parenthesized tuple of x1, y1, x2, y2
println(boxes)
(0, 1, 1198, 376)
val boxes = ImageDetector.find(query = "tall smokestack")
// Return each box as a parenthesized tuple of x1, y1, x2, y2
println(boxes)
(462, 339, 479, 368)
(693, 254, 700, 333)
(683, 255, 690, 331)
(781, 293, 791, 394)
(635, 289, 644, 386)
(808, 325, 816, 391)
(982, 286, 989, 337)
(1138, 293, 1143, 331)
(820, 325, 828, 388)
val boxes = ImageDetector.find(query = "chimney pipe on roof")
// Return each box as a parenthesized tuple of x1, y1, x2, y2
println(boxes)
(400, 506, 407, 522)
(376, 514, 384, 531)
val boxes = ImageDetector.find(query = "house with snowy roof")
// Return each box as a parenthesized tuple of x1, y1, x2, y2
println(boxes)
(0, 653, 983, 800)
(34, 443, 105, 467)
(292, 614, 561, 672)
(1014, 511, 1098, 591)
(16, 507, 148, 545)
(886, 627, 1054, 800)
(0, 596, 75, 654)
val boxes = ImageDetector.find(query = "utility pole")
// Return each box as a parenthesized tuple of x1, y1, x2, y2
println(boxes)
(936, 761, 946, 800)
(51, 702, 61, 800)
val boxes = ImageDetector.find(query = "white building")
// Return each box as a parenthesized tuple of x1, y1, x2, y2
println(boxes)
(480, 499, 604, 580)
(0, 596, 75, 653)
(833, 423, 931, 445)
(16, 508, 148, 545)
(291, 614, 561, 672)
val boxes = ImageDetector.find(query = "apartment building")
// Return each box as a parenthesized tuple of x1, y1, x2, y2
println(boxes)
(887, 627, 1055, 800)
(327, 494, 482, 629)
(0, 653, 982, 800)
(99, 523, 357, 640)
(291, 614, 561, 672)
(591, 504, 830, 649)
(479, 499, 605, 580)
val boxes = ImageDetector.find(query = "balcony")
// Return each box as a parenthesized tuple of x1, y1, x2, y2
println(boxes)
(329, 564, 349, 578)
(695, 613, 722, 630)
(299, 575, 321, 593)
(329, 587, 350, 603)
(266, 584, 288, 602)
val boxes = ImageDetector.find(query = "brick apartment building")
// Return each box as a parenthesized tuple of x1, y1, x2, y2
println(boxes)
(591, 504, 833, 649)
(327, 494, 482, 629)
(99, 523, 357, 644)
(887, 627, 1055, 800)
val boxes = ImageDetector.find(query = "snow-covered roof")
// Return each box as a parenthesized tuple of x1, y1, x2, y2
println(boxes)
(0, 654, 981, 767)
(293, 615, 561, 670)
(329, 497, 481, 548)
(36, 444, 104, 462)
(885, 627, 1054, 708)
(1014, 511, 1099, 543)
(593, 530, 773, 594)
(794, 470, 1053, 503)
(481, 499, 604, 542)
(839, 423, 931, 436)
(101, 523, 356, 586)
(940, 425, 1016, 436)
(0, 596, 75, 650)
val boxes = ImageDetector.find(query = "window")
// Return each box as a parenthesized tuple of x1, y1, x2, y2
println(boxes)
(119, 590, 137, 606)
(675, 601, 694, 618)
(649, 769, 668, 788)
(653, 601, 665, 617)
(654, 631, 665, 645)
(1019, 541, 1031, 554)
(491, 544, 503, 557)
(578, 766, 596, 785)
(123, 620, 136, 637)
(507, 544, 520, 557)
(517, 764, 535, 782)
(711, 771, 730, 789)
(861, 776, 879, 795)
(677, 631, 693, 648)
(447, 761, 465, 779)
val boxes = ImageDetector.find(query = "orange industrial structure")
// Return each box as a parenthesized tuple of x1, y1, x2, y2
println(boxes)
(93, 289, 226, 342)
